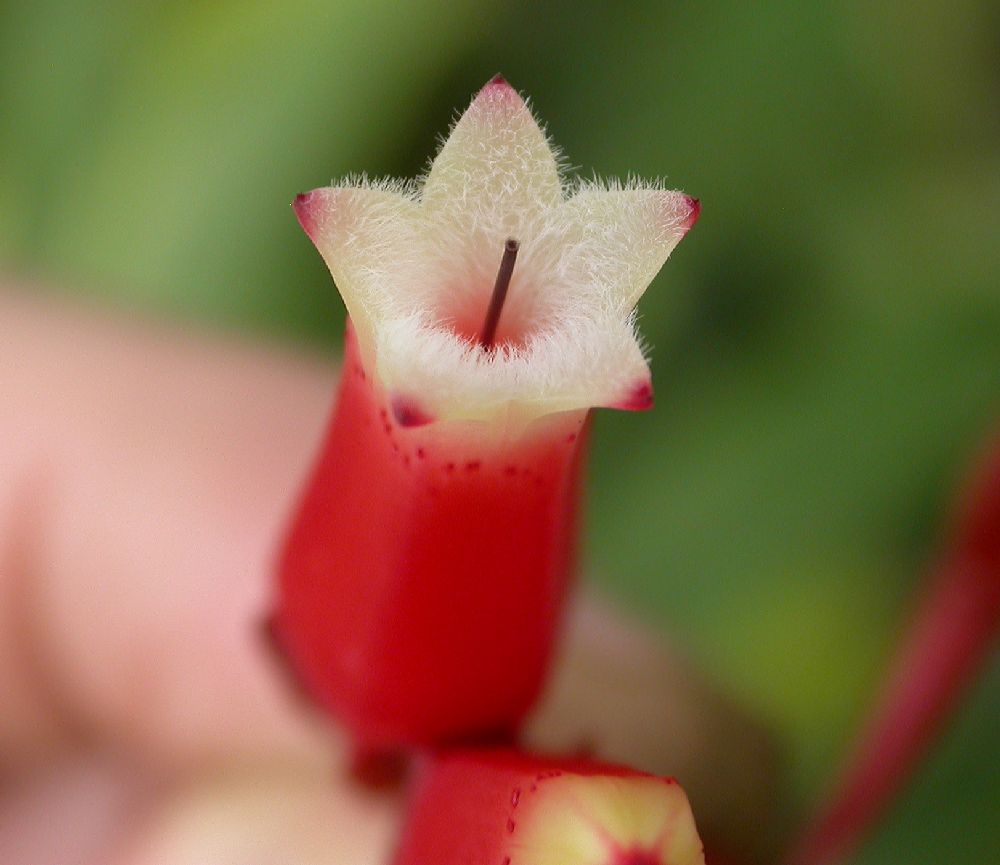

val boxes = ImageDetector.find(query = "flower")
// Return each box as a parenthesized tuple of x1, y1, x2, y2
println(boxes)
(293, 74, 698, 428)
(271, 75, 698, 766)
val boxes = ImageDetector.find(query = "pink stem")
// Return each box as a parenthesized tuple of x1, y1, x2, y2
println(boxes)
(783, 431, 1000, 865)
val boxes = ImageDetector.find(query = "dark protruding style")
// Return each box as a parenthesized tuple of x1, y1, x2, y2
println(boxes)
(479, 238, 520, 350)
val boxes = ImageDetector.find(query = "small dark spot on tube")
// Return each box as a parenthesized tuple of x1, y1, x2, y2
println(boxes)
(390, 396, 434, 428)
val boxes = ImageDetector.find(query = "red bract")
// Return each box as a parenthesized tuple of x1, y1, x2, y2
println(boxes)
(785, 427, 1000, 865)
(393, 750, 705, 865)
(950, 430, 1000, 570)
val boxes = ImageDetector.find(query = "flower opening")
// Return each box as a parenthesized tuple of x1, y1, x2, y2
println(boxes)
(294, 75, 698, 426)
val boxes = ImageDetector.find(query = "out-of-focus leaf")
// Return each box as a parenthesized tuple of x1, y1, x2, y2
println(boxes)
(0, 0, 497, 342)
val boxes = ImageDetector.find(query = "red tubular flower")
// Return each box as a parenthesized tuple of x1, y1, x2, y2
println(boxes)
(270, 77, 698, 761)
(393, 750, 706, 865)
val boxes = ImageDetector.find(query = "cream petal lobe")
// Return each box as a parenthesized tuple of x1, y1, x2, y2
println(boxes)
(422, 77, 563, 240)
(294, 183, 422, 354)
(559, 184, 699, 310)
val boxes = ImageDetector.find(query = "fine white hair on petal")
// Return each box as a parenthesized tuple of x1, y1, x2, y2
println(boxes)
(293, 182, 423, 358)
(296, 78, 697, 425)
(374, 311, 649, 424)
(422, 77, 564, 246)
(558, 178, 698, 310)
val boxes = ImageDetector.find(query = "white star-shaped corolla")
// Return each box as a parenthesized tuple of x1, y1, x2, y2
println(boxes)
(294, 75, 698, 428)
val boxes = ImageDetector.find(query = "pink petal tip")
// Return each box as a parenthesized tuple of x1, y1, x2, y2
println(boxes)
(476, 74, 519, 102)
(292, 190, 321, 238)
(683, 195, 701, 231)
(614, 381, 655, 412)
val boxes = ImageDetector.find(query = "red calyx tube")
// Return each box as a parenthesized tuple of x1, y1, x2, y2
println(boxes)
(270, 324, 589, 761)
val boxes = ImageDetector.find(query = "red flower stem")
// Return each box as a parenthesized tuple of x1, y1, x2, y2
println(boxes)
(784, 432, 1000, 865)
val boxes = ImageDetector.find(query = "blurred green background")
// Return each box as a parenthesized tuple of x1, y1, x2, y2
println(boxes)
(2, 1, 998, 861)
